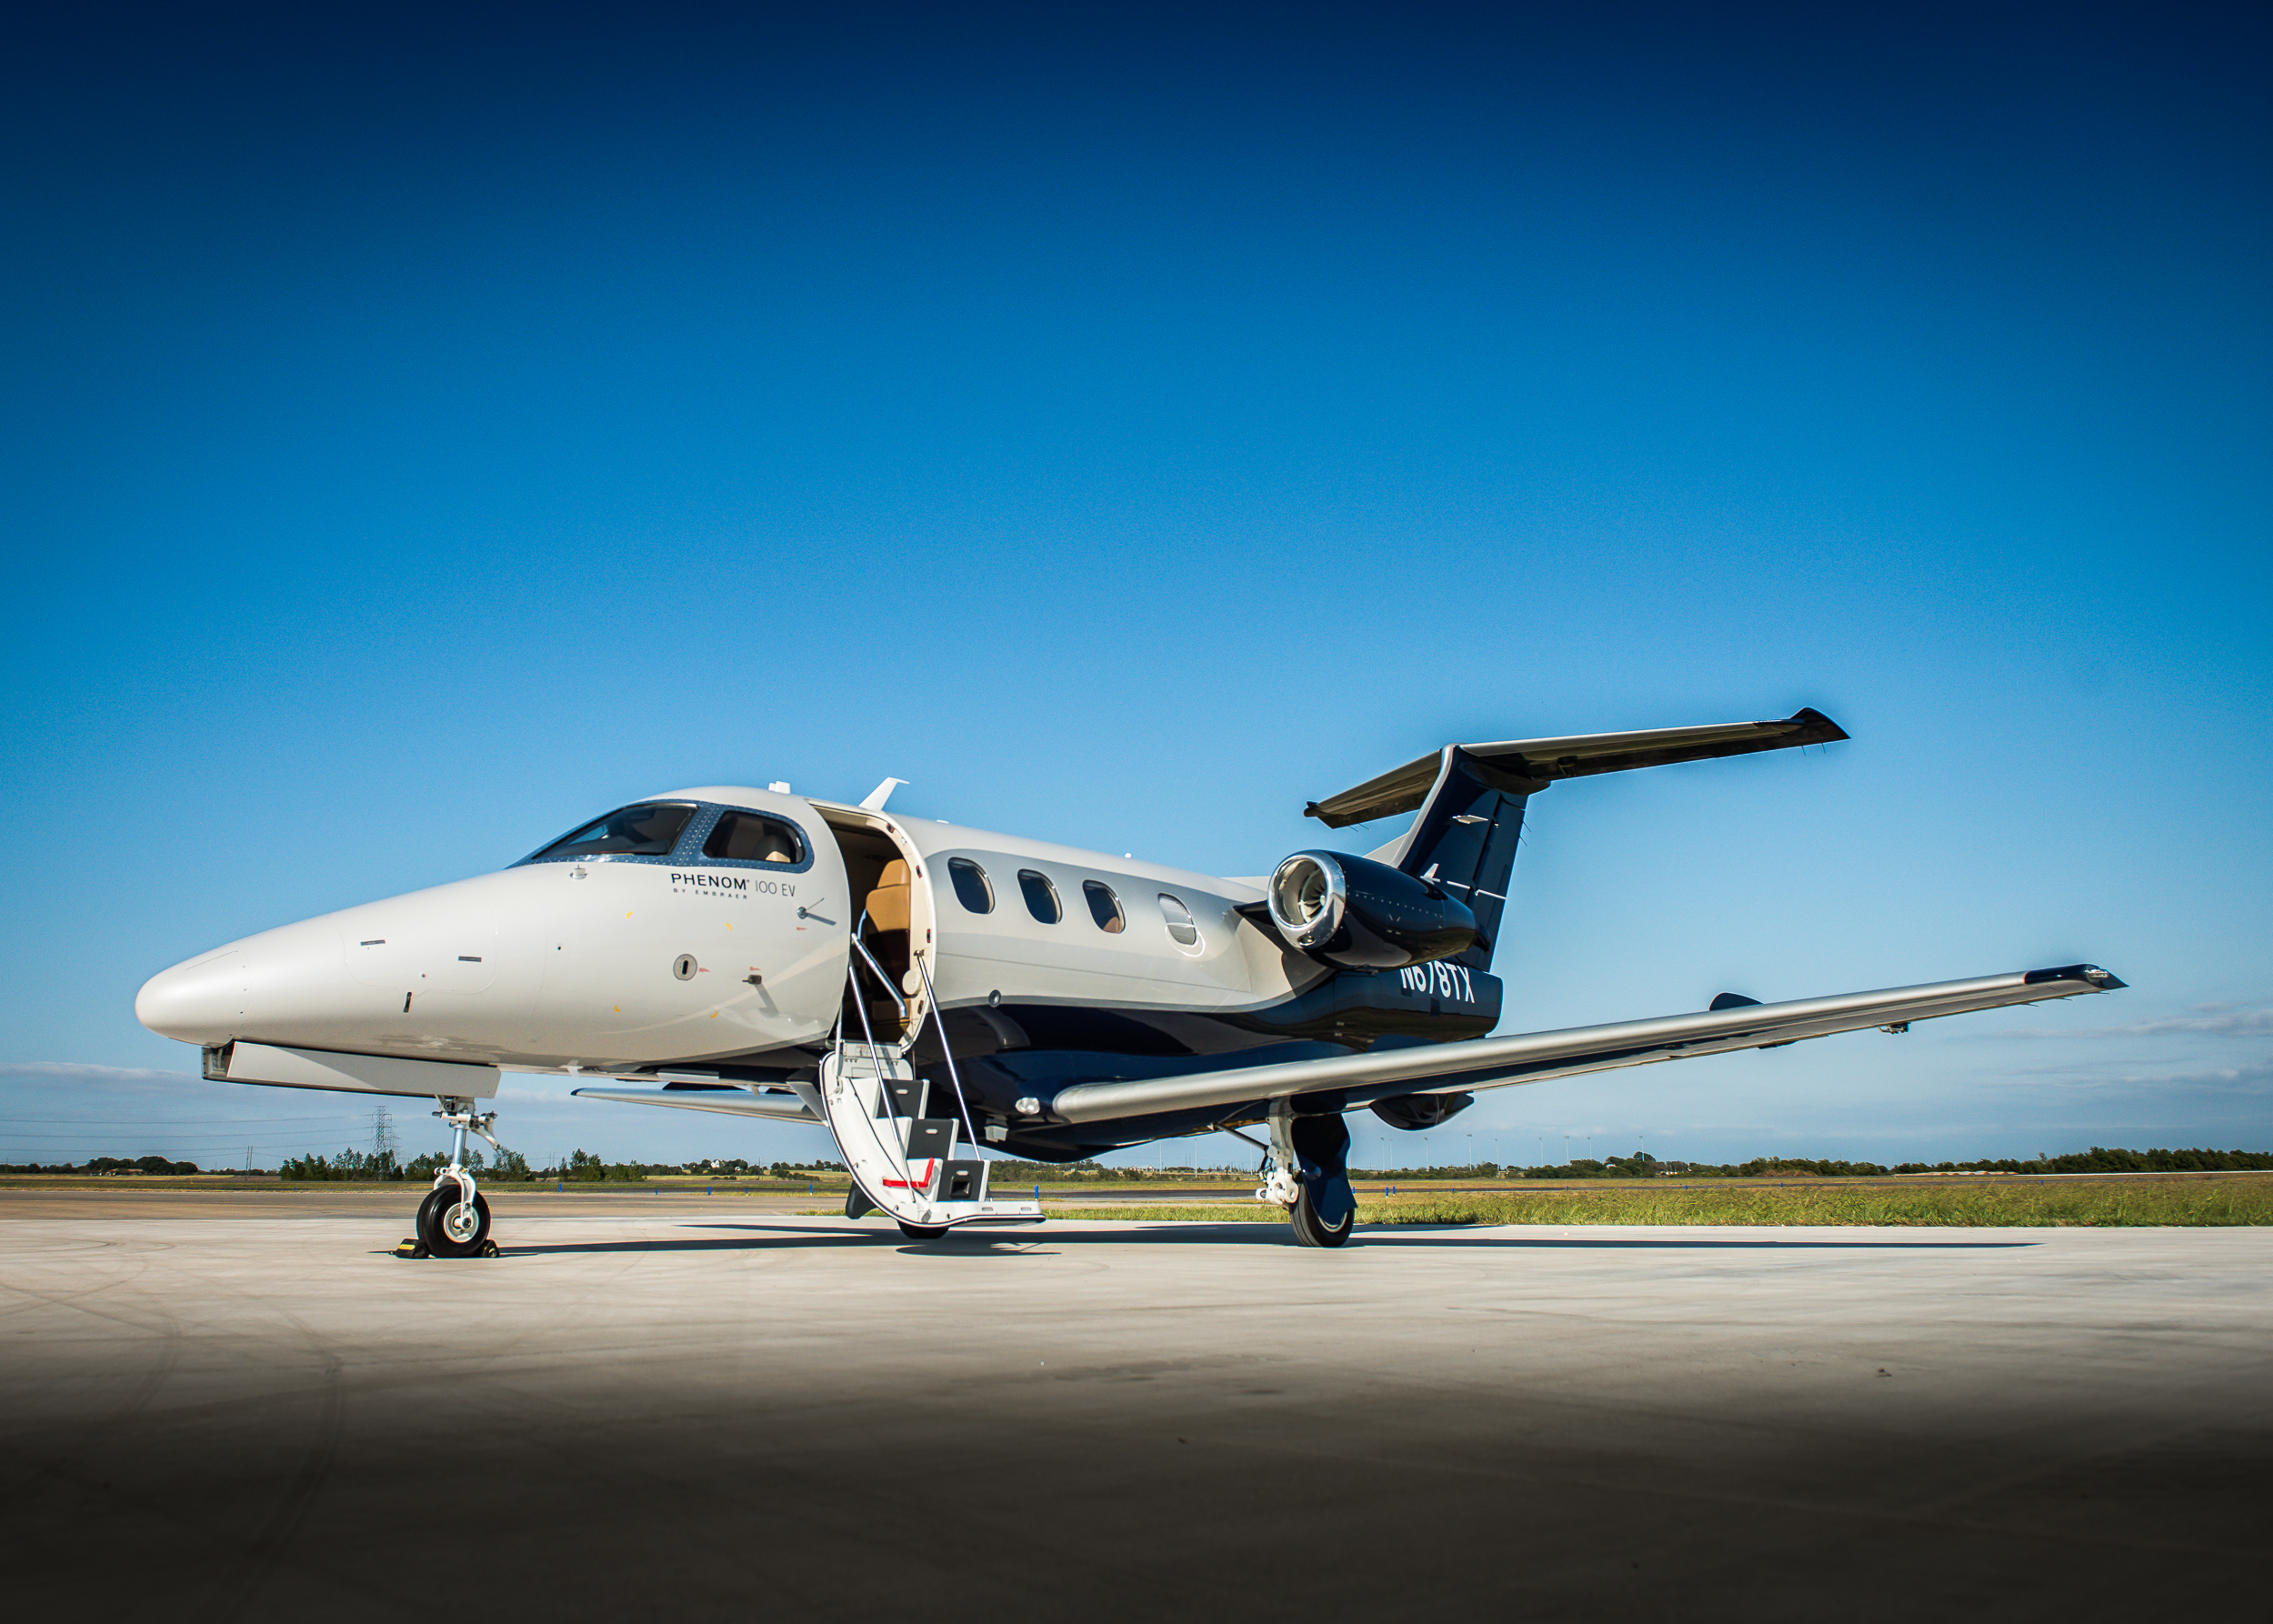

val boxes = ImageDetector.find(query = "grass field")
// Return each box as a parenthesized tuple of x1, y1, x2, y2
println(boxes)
(1047, 1173, 2273, 1228)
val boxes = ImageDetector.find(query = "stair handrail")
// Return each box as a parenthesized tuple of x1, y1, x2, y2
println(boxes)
(913, 951, 982, 1153)
(850, 937, 909, 1020)
(839, 960, 921, 1196)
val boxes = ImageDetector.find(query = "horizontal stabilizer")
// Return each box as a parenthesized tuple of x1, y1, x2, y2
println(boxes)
(1042, 963, 2122, 1126)
(1306, 707, 1847, 827)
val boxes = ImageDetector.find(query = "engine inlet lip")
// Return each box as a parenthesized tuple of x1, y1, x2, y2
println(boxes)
(1267, 851, 1347, 950)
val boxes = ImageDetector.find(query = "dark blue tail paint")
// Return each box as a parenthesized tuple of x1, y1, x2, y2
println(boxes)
(1388, 748, 1535, 968)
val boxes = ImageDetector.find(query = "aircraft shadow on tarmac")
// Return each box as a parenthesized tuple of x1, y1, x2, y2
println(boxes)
(457, 1226, 876, 1257)
(474, 1222, 2038, 1258)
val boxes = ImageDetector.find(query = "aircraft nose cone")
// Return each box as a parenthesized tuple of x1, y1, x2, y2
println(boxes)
(135, 951, 245, 1044)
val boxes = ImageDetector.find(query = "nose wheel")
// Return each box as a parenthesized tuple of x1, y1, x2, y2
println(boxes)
(416, 1182, 493, 1257)
(402, 1096, 505, 1259)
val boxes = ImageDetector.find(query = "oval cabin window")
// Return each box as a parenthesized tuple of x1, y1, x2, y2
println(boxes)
(1158, 893, 1200, 947)
(1017, 869, 1062, 924)
(1084, 880, 1125, 933)
(947, 857, 995, 915)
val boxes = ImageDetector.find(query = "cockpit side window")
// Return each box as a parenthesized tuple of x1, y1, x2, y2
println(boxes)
(704, 812, 804, 865)
(528, 803, 695, 862)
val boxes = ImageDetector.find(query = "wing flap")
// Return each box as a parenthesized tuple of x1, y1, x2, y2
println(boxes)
(1045, 964, 2121, 1125)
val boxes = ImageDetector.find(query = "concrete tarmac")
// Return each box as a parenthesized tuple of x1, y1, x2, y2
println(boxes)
(3, 1203, 2268, 1621)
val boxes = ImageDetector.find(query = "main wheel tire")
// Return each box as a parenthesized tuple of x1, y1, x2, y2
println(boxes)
(420, 1187, 492, 1258)
(896, 1219, 951, 1240)
(413, 1185, 448, 1250)
(1289, 1185, 1354, 1248)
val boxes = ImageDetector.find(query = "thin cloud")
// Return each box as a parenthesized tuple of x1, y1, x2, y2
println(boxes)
(0, 1061, 198, 1085)
(1989, 1057, 2273, 1094)
(1999, 1004, 2273, 1039)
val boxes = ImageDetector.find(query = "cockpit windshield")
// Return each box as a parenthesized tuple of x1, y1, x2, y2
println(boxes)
(527, 803, 696, 862)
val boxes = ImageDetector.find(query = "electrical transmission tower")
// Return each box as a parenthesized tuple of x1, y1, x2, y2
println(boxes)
(372, 1105, 396, 1164)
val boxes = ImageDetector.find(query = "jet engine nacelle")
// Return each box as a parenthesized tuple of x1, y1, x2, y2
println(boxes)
(1265, 850, 1478, 971)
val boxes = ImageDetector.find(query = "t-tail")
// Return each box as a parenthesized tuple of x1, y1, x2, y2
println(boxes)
(1306, 707, 1848, 969)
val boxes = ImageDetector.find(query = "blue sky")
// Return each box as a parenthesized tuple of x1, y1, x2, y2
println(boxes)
(2, 5, 2266, 1170)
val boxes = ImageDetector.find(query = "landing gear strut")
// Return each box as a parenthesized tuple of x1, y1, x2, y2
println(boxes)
(415, 1096, 502, 1258)
(1258, 1099, 1357, 1248)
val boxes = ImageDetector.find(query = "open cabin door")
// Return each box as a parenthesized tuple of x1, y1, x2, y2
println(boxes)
(814, 804, 935, 1044)
(811, 802, 1039, 1230)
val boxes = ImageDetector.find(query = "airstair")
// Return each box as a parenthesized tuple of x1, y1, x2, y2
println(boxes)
(820, 943, 1042, 1233)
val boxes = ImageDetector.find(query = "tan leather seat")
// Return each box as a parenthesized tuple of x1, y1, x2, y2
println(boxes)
(866, 859, 911, 932)
(859, 859, 916, 1029)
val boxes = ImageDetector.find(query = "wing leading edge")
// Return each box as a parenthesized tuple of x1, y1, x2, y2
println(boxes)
(1044, 964, 2122, 1127)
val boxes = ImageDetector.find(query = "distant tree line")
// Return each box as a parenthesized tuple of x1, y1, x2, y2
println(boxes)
(986, 1159, 1117, 1180)
(1455, 1148, 2273, 1179)
(272, 1150, 861, 1184)
(0, 1155, 205, 1175)
(977, 1160, 1261, 1180)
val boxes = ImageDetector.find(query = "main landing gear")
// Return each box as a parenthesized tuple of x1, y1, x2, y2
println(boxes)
(1258, 1099, 1357, 1248)
(400, 1096, 503, 1259)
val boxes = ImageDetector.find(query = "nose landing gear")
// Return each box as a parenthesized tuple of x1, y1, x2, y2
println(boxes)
(403, 1096, 505, 1259)
(415, 1180, 493, 1257)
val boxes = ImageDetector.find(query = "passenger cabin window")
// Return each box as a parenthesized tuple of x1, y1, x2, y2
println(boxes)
(1158, 893, 1200, 947)
(1084, 880, 1125, 933)
(704, 811, 803, 864)
(530, 802, 694, 861)
(1017, 869, 1061, 924)
(947, 857, 995, 914)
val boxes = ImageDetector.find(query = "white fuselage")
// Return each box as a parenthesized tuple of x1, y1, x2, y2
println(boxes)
(135, 787, 1322, 1078)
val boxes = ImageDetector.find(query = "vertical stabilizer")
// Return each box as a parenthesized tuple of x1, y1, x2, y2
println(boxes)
(1380, 748, 1534, 970)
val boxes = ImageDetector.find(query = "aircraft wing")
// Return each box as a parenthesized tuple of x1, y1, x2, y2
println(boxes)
(1045, 964, 2122, 1126)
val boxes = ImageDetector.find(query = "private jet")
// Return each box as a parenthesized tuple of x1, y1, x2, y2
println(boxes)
(136, 707, 2122, 1252)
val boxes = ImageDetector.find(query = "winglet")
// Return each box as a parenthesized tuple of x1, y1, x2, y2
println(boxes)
(859, 777, 907, 811)
(2023, 963, 2127, 989)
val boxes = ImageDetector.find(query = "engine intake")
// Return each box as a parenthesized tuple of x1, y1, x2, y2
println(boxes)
(1265, 850, 1478, 971)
